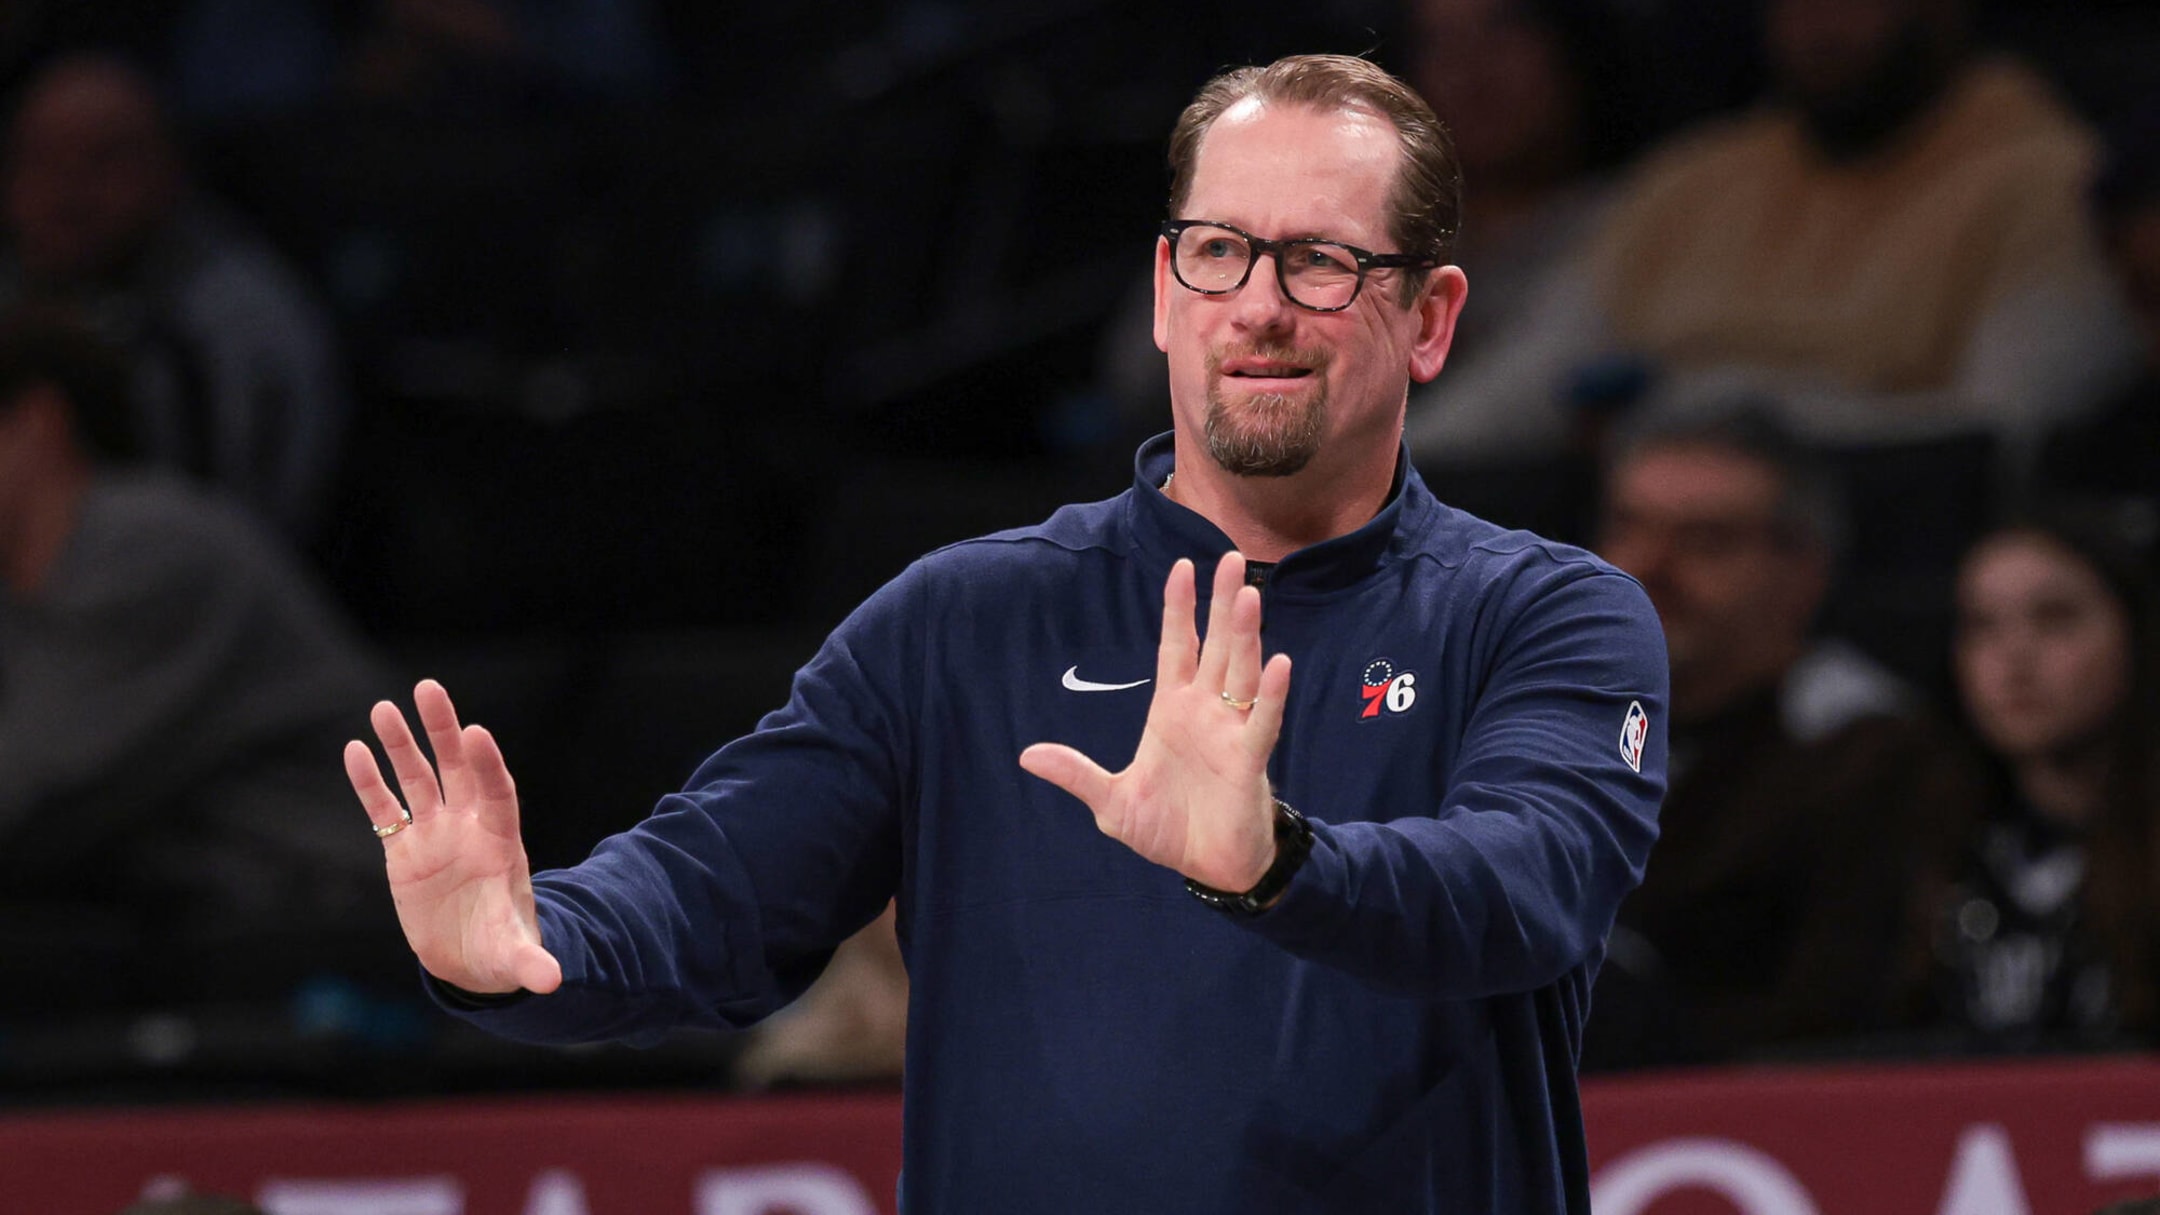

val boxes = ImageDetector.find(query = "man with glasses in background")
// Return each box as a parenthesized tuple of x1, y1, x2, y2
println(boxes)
(348, 54, 1666, 1212)
(1584, 404, 1970, 1069)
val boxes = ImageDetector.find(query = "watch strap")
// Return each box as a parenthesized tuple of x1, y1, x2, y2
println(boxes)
(1185, 798, 1313, 916)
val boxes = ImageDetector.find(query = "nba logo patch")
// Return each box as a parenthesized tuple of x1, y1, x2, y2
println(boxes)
(1618, 700, 1649, 773)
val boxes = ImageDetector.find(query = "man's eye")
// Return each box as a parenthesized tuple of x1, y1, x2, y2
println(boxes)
(1295, 245, 1354, 273)
(1198, 239, 1242, 260)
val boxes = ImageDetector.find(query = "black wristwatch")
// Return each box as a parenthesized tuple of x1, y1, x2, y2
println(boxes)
(1185, 799, 1314, 916)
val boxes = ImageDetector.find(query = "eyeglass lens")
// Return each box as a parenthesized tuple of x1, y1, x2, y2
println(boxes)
(1172, 225, 1363, 309)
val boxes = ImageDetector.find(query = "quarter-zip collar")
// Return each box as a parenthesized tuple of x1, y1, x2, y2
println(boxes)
(1122, 431, 1439, 601)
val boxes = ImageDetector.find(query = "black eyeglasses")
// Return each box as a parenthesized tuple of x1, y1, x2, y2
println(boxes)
(1161, 219, 1440, 312)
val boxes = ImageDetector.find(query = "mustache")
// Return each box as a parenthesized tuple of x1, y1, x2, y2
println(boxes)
(1205, 341, 1328, 375)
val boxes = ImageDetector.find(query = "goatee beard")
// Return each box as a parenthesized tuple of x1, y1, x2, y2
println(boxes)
(1204, 351, 1327, 477)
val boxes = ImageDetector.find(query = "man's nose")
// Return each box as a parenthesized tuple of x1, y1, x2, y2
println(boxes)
(1228, 253, 1299, 332)
(1994, 628, 2043, 673)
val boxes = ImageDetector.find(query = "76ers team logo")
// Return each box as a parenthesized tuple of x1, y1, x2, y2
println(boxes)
(1359, 658, 1418, 720)
(1619, 700, 1649, 772)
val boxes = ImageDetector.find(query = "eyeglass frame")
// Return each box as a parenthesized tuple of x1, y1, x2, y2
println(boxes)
(1159, 218, 1443, 313)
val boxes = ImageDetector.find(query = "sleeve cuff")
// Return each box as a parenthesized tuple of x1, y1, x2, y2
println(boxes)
(423, 969, 534, 1011)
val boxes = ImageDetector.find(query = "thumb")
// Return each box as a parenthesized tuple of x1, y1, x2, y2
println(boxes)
(514, 941, 563, 995)
(1018, 742, 1115, 811)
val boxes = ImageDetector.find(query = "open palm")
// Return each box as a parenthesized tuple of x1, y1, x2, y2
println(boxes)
(1021, 552, 1292, 892)
(346, 679, 562, 995)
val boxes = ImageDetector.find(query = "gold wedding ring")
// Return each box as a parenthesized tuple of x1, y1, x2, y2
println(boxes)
(1220, 691, 1258, 711)
(373, 815, 412, 839)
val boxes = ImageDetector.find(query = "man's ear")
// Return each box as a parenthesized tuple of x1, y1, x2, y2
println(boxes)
(1152, 236, 1173, 354)
(1407, 264, 1468, 384)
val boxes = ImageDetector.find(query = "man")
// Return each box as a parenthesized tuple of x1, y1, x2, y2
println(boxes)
(0, 53, 347, 540)
(352, 56, 1667, 1211)
(0, 310, 389, 1014)
(1407, 0, 2139, 469)
(1586, 405, 1970, 1066)
(1398, 0, 1636, 403)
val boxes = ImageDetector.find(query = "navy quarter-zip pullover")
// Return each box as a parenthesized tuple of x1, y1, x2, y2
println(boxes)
(448, 434, 1668, 1212)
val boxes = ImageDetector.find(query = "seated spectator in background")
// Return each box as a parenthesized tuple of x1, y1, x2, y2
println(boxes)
(732, 902, 908, 1089)
(0, 311, 391, 1015)
(1932, 514, 2160, 1050)
(0, 52, 347, 540)
(1402, 0, 1643, 410)
(169, 0, 667, 126)
(1409, 0, 2140, 472)
(1583, 404, 1973, 1068)
(2040, 114, 2160, 533)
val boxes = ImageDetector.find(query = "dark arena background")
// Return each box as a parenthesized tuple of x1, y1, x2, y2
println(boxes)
(0, 1, 2157, 1212)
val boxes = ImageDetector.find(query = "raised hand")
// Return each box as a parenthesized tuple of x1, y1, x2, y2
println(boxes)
(1020, 552, 1293, 892)
(345, 679, 562, 995)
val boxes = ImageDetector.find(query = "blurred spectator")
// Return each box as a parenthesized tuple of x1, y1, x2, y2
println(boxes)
(1583, 403, 1973, 1068)
(1400, 0, 1644, 433)
(0, 3, 177, 99)
(0, 52, 348, 540)
(1931, 514, 2160, 1050)
(0, 310, 392, 1015)
(2039, 113, 2160, 534)
(170, 0, 667, 125)
(732, 902, 908, 1089)
(1408, 0, 2141, 473)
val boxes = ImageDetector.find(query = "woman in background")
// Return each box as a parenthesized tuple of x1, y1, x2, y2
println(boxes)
(1937, 514, 2160, 1049)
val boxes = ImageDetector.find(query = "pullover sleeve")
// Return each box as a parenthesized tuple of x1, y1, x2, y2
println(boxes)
(1246, 566, 1667, 1000)
(445, 567, 923, 1045)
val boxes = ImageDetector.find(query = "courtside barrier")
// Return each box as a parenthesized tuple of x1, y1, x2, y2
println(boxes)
(3, 1056, 2156, 1213)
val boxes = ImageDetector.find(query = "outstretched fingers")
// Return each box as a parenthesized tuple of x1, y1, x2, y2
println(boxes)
(1218, 584, 1265, 706)
(345, 738, 412, 836)
(370, 698, 443, 823)
(1196, 551, 1246, 689)
(1245, 652, 1294, 752)
(463, 724, 524, 841)
(413, 679, 471, 804)
(1156, 558, 1200, 688)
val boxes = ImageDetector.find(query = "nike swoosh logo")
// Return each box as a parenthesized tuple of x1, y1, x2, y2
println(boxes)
(1061, 666, 1150, 693)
